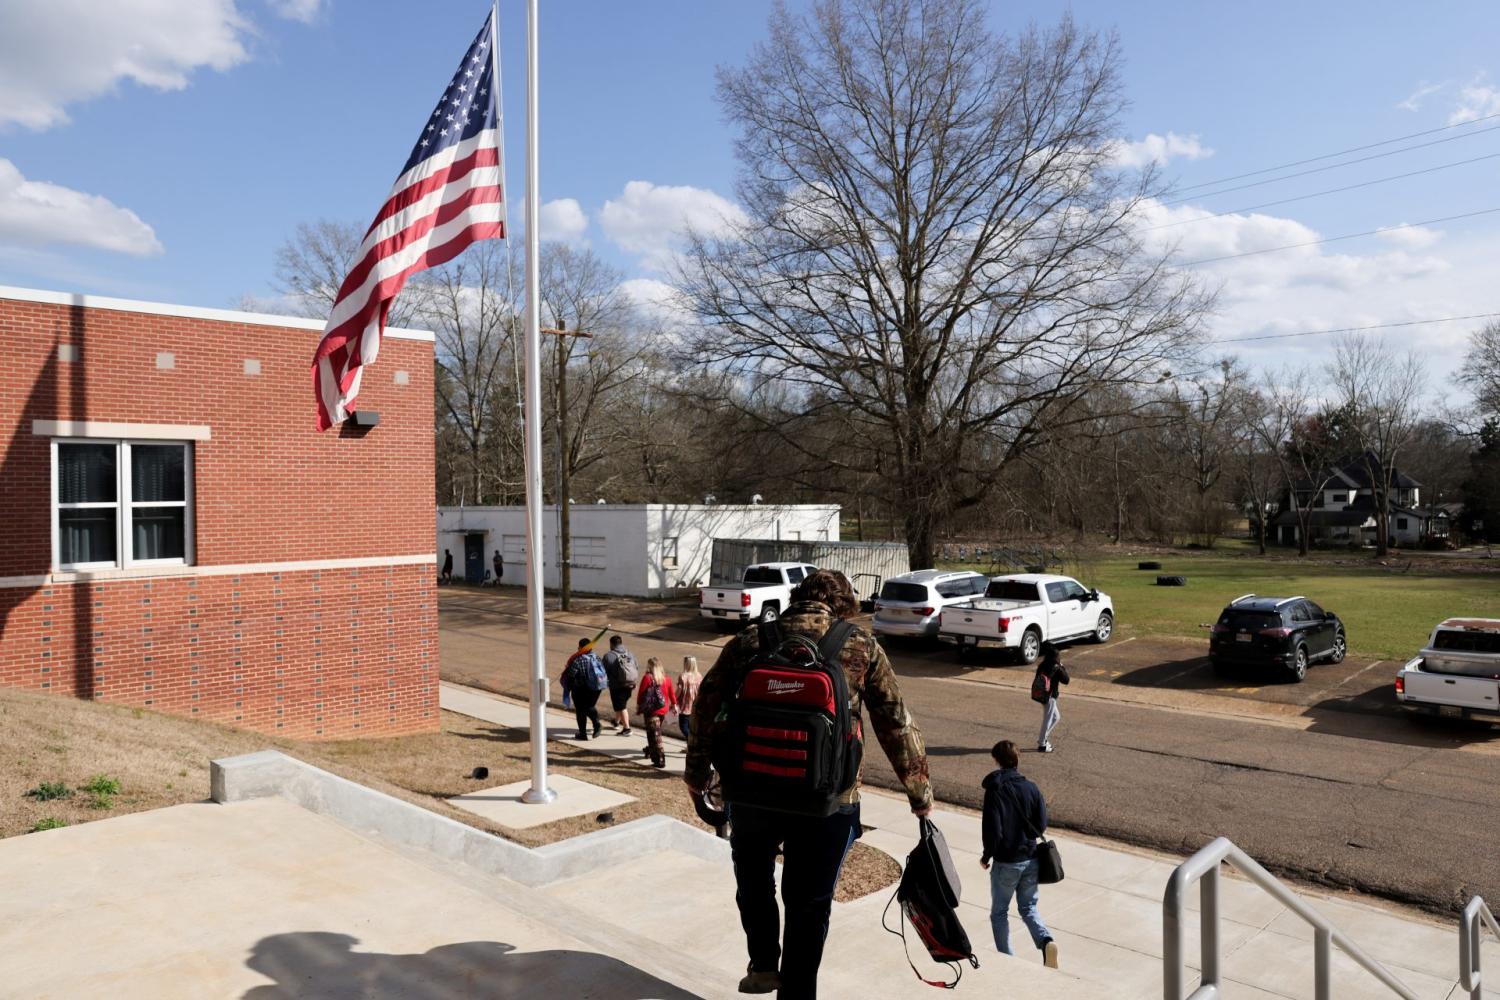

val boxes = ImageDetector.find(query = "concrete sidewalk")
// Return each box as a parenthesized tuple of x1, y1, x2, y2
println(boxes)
(443, 681, 1489, 1000)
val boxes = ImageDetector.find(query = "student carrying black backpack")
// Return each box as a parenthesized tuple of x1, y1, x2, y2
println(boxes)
(684, 569, 934, 1000)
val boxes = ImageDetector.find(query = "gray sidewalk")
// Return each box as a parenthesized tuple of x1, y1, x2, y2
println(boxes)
(442, 681, 1489, 1000)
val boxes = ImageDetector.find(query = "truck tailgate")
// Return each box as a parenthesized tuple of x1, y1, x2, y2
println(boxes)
(942, 607, 1002, 638)
(1404, 667, 1500, 711)
(701, 588, 746, 610)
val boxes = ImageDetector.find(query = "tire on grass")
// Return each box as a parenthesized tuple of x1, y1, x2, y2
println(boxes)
(1137, 561, 1162, 570)
(1156, 575, 1187, 586)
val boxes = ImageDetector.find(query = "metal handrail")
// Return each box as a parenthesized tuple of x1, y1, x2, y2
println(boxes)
(1163, 837, 1418, 1000)
(1461, 896, 1499, 999)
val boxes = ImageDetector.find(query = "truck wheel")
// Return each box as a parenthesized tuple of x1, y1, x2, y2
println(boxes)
(1288, 645, 1309, 682)
(1090, 612, 1113, 643)
(760, 603, 780, 623)
(1018, 629, 1042, 665)
(1330, 632, 1347, 664)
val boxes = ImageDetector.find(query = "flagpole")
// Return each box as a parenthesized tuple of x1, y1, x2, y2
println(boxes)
(515, 0, 555, 805)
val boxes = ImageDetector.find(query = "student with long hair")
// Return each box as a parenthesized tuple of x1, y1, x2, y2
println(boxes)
(636, 656, 678, 768)
(677, 655, 702, 743)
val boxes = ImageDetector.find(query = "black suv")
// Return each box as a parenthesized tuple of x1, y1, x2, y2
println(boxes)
(1208, 595, 1347, 682)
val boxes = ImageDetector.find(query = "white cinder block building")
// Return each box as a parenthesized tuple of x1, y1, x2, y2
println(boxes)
(437, 504, 840, 596)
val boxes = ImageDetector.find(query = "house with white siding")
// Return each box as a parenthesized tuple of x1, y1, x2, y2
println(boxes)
(1268, 454, 1449, 547)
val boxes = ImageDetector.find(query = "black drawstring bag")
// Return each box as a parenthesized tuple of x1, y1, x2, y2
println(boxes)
(883, 818, 980, 988)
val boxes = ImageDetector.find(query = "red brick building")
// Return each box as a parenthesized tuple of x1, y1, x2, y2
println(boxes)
(0, 286, 438, 738)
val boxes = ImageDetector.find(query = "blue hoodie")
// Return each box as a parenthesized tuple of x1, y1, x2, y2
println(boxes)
(980, 768, 1047, 865)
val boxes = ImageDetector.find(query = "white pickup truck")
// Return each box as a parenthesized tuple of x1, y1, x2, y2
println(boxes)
(1396, 618, 1500, 723)
(937, 573, 1114, 664)
(699, 562, 818, 629)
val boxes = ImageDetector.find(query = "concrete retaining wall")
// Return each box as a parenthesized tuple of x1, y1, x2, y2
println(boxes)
(211, 750, 730, 887)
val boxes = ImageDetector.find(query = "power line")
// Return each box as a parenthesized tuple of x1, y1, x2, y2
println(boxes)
(1147, 151, 1500, 231)
(1161, 121, 1500, 206)
(1217, 312, 1500, 345)
(1178, 205, 1500, 266)
(1171, 111, 1500, 194)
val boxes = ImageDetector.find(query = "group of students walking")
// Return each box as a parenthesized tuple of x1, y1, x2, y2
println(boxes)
(557, 634, 700, 769)
(552, 571, 1071, 998)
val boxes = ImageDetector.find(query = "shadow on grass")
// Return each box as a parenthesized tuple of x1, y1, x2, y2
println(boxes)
(243, 932, 701, 999)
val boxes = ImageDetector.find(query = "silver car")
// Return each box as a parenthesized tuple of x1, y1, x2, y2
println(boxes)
(872, 569, 989, 639)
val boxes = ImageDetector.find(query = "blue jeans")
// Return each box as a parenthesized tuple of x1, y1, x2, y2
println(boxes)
(988, 858, 1050, 955)
(729, 803, 861, 1000)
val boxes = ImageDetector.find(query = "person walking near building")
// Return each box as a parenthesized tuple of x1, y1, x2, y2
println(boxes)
(440, 549, 453, 583)
(561, 638, 605, 740)
(685, 569, 933, 999)
(1033, 643, 1069, 753)
(676, 655, 701, 743)
(491, 549, 504, 585)
(636, 657, 678, 768)
(602, 634, 640, 736)
(979, 739, 1058, 968)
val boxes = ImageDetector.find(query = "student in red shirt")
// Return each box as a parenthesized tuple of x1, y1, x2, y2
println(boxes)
(636, 656, 678, 768)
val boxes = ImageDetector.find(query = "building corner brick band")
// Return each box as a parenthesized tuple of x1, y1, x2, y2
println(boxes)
(0, 288, 440, 739)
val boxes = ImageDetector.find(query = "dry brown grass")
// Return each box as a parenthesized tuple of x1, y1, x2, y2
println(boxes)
(0, 687, 898, 901)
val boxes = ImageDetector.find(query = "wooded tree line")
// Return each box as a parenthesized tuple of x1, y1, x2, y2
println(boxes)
(267, 0, 1495, 565)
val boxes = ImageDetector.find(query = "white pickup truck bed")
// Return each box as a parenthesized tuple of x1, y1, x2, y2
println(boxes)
(1396, 618, 1500, 722)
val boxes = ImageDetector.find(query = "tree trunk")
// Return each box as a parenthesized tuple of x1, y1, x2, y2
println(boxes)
(1256, 507, 1267, 555)
(904, 506, 936, 570)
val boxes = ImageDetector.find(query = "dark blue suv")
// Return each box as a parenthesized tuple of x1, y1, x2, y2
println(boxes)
(1209, 595, 1347, 682)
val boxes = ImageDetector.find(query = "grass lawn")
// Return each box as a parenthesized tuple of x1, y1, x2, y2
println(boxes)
(939, 548, 1500, 661)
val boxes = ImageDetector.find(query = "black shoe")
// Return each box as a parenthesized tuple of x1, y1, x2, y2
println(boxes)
(593, 728, 602, 738)
(737, 965, 779, 994)
(575, 732, 588, 740)
(653, 759, 667, 769)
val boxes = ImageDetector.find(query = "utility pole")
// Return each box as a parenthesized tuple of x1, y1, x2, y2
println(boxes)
(543, 322, 592, 611)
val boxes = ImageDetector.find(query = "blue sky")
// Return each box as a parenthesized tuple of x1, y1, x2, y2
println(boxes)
(3, 0, 1500, 376)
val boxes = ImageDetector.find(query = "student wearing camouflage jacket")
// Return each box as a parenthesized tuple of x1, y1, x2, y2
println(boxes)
(685, 569, 933, 999)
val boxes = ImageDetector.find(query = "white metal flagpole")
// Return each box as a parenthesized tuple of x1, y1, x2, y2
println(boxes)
(514, 0, 555, 805)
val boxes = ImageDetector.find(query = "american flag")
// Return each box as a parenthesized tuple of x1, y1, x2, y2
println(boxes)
(312, 10, 506, 430)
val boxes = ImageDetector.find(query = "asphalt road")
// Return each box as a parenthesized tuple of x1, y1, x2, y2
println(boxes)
(439, 590, 1500, 915)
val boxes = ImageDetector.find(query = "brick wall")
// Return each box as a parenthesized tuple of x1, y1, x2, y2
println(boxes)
(0, 293, 439, 738)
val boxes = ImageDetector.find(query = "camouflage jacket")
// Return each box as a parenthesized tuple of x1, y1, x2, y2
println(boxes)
(685, 601, 933, 813)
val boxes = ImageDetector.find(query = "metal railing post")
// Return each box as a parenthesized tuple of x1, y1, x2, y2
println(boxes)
(1200, 864, 1221, 987)
(1461, 896, 1498, 1000)
(1314, 927, 1333, 1000)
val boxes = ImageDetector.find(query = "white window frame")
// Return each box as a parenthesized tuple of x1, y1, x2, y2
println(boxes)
(52, 438, 195, 571)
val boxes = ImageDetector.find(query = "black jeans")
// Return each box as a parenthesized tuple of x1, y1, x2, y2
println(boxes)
(729, 802, 861, 1000)
(571, 688, 601, 736)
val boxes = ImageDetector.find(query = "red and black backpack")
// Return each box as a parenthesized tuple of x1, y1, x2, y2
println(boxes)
(713, 619, 863, 818)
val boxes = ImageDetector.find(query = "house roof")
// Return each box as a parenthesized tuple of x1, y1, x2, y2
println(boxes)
(1291, 452, 1421, 492)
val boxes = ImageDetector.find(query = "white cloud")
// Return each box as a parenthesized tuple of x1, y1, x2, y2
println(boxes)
(620, 277, 692, 331)
(1449, 74, 1500, 124)
(599, 180, 746, 271)
(1375, 224, 1443, 250)
(1396, 80, 1445, 112)
(266, 0, 324, 23)
(1107, 132, 1214, 169)
(0, 0, 252, 130)
(0, 158, 162, 256)
(1130, 197, 1486, 381)
(538, 198, 588, 246)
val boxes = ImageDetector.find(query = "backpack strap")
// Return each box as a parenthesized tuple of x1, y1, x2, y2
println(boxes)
(758, 617, 785, 654)
(816, 619, 857, 664)
(1000, 781, 1044, 841)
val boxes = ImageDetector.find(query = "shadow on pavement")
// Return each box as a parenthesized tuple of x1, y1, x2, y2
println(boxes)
(1301, 699, 1500, 747)
(243, 932, 701, 999)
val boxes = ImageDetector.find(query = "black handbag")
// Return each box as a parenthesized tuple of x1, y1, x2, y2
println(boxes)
(1003, 784, 1064, 885)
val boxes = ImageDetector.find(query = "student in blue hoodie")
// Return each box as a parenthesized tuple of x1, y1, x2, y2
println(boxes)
(979, 740, 1058, 968)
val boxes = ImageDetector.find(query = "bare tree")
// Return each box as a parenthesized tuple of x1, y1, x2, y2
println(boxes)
(1460, 320, 1500, 417)
(1258, 369, 1341, 556)
(1159, 361, 1243, 547)
(1230, 384, 1283, 555)
(1332, 334, 1428, 556)
(421, 240, 517, 506)
(678, 0, 1206, 567)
